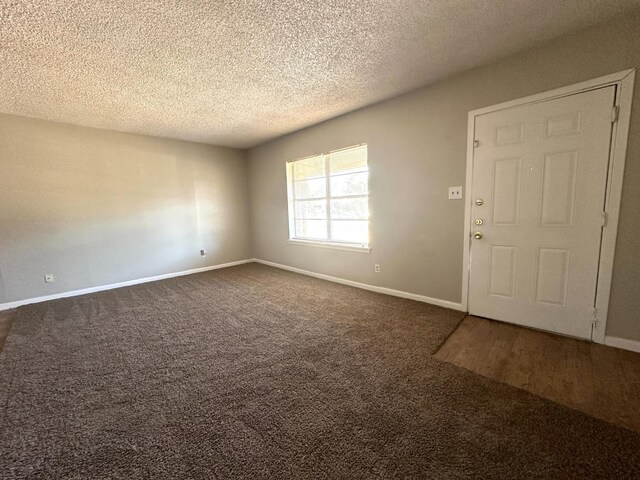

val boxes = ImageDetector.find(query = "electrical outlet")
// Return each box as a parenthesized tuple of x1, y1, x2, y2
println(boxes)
(448, 186, 463, 200)
(374, 264, 381, 273)
(200, 249, 207, 257)
(44, 273, 55, 283)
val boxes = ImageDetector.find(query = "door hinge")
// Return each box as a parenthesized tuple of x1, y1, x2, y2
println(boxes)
(601, 211, 608, 227)
(473, 140, 480, 148)
(611, 106, 619, 123)
(592, 308, 599, 328)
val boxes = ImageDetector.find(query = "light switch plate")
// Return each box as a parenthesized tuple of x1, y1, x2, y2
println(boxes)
(448, 186, 463, 200)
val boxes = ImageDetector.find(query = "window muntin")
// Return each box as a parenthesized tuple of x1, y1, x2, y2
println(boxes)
(287, 144, 369, 247)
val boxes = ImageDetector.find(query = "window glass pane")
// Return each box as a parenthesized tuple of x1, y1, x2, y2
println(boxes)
(331, 220, 368, 244)
(295, 219, 328, 240)
(329, 146, 367, 175)
(330, 197, 368, 220)
(330, 171, 368, 197)
(293, 155, 325, 181)
(288, 145, 369, 246)
(294, 177, 326, 199)
(295, 200, 326, 220)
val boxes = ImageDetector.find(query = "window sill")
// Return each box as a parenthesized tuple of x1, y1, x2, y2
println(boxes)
(287, 239, 371, 253)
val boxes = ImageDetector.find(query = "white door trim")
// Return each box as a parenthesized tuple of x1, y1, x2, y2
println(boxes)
(461, 69, 636, 344)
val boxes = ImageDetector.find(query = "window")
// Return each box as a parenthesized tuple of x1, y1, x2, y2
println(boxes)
(286, 144, 369, 250)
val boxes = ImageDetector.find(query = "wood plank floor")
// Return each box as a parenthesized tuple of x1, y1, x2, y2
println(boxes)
(0, 309, 16, 352)
(435, 315, 640, 432)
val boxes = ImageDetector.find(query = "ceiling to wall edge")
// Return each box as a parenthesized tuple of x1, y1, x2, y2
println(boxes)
(1, 13, 633, 154)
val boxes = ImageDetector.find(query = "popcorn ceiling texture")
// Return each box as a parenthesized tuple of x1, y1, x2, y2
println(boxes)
(1, 1, 639, 148)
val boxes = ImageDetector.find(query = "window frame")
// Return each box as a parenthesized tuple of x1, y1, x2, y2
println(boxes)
(286, 144, 370, 253)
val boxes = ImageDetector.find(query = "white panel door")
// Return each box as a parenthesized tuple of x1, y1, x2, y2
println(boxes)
(468, 86, 616, 339)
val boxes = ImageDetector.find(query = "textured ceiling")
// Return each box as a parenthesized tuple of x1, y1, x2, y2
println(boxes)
(1, 1, 639, 149)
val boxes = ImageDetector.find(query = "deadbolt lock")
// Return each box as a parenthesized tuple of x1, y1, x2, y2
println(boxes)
(474, 218, 483, 225)
(475, 199, 484, 206)
(473, 232, 483, 240)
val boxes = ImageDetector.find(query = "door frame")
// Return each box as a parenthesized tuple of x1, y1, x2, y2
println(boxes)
(461, 69, 636, 344)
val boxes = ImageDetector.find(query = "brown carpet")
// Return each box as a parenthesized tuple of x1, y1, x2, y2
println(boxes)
(0, 309, 14, 352)
(1, 263, 639, 478)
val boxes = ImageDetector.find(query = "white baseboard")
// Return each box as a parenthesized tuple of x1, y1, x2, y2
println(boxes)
(604, 335, 640, 353)
(0, 259, 253, 311)
(11, 258, 636, 351)
(253, 258, 466, 312)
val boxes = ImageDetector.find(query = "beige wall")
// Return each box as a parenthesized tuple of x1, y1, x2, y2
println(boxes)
(0, 114, 251, 304)
(248, 13, 640, 341)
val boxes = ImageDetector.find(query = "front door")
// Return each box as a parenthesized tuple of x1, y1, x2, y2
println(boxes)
(468, 86, 616, 339)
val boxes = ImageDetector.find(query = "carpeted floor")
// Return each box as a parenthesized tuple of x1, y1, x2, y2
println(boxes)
(1, 263, 639, 478)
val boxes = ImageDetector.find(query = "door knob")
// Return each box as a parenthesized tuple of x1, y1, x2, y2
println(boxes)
(475, 199, 484, 206)
(473, 232, 483, 240)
